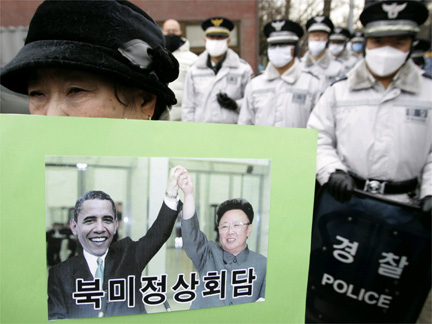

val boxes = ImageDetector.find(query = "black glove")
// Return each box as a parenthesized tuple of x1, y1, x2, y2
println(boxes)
(217, 93, 238, 111)
(420, 196, 432, 230)
(327, 170, 355, 203)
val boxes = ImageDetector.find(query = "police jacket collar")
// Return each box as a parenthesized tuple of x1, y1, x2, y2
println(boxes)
(265, 58, 302, 84)
(304, 50, 333, 69)
(336, 48, 352, 61)
(348, 59, 421, 94)
(195, 48, 241, 69)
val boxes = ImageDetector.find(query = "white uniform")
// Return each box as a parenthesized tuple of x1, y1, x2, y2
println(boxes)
(307, 59, 432, 203)
(331, 48, 360, 74)
(182, 48, 253, 123)
(301, 50, 345, 92)
(238, 59, 321, 127)
(168, 38, 198, 121)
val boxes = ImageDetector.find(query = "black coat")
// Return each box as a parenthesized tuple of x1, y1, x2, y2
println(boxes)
(48, 202, 179, 320)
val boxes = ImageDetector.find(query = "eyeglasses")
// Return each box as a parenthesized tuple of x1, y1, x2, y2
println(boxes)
(218, 222, 250, 233)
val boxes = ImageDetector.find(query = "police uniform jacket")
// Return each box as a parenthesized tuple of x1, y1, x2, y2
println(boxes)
(301, 50, 345, 92)
(48, 202, 179, 320)
(238, 58, 321, 127)
(331, 48, 360, 74)
(169, 38, 198, 121)
(182, 48, 253, 123)
(307, 59, 432, 202)
(181, 214, 266, 309)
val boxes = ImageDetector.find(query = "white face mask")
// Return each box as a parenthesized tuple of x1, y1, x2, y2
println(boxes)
(205, 38, 228, 57)
(268, 45, 294, 68)
(308, 40, 327, 57)
(328, 43, 345, 56)
(365, 46, 409, 77)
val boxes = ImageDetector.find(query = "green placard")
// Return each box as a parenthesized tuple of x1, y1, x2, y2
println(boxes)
(0, 115, 317, 324)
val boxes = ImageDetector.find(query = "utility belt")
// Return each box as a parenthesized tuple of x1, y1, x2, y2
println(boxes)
(350, 173, 418, 195)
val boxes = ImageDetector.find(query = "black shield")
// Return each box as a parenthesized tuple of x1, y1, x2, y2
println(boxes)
(306, 187, 431, 323)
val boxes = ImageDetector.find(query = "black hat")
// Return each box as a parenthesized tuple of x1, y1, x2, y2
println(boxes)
(216, 198, 254, 225)
(0, 0, 179, 106)
(306, 16, 334, 34)
(360, 0, 429, 37)
(264, 19, 304, 45)
(201, 17, 234, 37)
(412, 38, 431, 58)
(329, 27, 351, 42)
(351, 31, 365, 43)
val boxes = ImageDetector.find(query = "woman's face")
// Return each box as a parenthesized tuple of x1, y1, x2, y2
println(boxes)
(28, 68, 156, 119)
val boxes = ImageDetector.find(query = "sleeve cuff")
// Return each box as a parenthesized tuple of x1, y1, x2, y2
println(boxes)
(164, 196, 179, 210)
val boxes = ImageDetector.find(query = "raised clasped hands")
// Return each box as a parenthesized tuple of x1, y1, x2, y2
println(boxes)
(177, 168, 194, 197)
(176, 167, 195, 219)
(166, 166, 186, 198)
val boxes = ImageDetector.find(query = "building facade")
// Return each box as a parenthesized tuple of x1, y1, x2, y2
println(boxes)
(0, 0, 259, 72)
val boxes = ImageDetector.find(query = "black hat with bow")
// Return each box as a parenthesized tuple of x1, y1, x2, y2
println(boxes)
(1, 0, 180, 110)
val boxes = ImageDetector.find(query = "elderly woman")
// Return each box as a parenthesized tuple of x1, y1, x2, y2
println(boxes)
(0, 0, 179, 120)
(177, 169, 267, 309)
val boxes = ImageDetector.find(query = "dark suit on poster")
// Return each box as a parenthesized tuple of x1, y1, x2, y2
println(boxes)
(48, 202, 180, 320)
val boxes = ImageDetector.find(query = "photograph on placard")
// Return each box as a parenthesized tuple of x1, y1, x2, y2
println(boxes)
(45, 155, 271, 320)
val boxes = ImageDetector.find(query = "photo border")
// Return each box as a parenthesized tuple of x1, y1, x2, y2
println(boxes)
(0, 115, 317, 323)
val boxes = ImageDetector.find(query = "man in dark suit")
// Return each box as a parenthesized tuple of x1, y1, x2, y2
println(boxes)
(48, 168, 183, 320)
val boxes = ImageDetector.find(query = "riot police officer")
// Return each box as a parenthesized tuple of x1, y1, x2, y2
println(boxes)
(328, 27, 360, 73)
(351, 31, 365, 58)
(307, 2, 431, 321)
(238, 19, 321, 127)
(301, 16, 345, 91)
(182, 17, 253, 124)
(307, 0, 431, 218)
